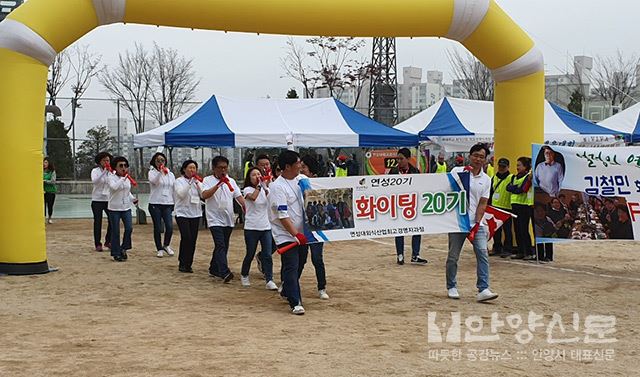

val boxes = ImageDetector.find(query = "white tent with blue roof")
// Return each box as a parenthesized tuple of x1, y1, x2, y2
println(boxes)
(134, 95, 418, 148)
(395, 97, 623, 152)
(598, 102, 640, 143)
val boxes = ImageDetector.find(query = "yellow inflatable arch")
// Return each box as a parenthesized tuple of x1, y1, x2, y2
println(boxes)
(0, 0, 543, 274)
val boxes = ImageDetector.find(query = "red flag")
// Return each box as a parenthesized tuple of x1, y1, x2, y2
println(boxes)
(467, 206, 515, 242)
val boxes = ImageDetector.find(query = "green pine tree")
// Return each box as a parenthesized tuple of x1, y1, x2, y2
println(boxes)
(75, 125, 116, 179)
(568, 89, 584, 116)
(286, 88, 299, 99)
(45, 119, 73, 179)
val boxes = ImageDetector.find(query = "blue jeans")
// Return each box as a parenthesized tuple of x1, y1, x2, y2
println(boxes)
(209, 226, 233, 277)
(148, 204, 174, 250)
(395, 235, 421, 257)
(299, 243, 326, 290)
(108, 209, 132, 257)
(279, 242, 303, 309)
(243, 230, 273, 281)
(446, 226, 490, 292)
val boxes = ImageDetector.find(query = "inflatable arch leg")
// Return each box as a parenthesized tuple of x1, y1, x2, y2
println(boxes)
(0, 0, 543, 274)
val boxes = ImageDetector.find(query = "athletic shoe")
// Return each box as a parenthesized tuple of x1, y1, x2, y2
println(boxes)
(256, 251, 263, 274)
(447, 287, 460, 299)
(511, 254, 524, 260)
(477, 288, 499, 302)
(95, 245, 103, 252)
(104, 242, 112, 249)
(397, 254, 404, 265)
(113, 255, 126, 262)
(278, 284, 283, 294)
(411, 256, 428, 265)
(122, 252, 128, 260)
(500, 252, 512, 258)
(318, 289, 330, 300)
(544, 258, 553, 263)
(241, 275, 250, 287)
(156, 250, 164, 258)
(223, 272, 234, 284)
(163, 245, 175, 256)
(523, 255, 536, 261)
(266, 280, 278, 291)
(47, 219, 53, 224)
(291, 305, 305, 315)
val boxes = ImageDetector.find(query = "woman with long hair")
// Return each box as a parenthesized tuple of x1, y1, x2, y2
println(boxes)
(148, 152, 176, 258)
(173, 160, 203, 273)
(91, 152, 113, 251)
(240, 167, 278, 290)
(43, 157, 57, 224)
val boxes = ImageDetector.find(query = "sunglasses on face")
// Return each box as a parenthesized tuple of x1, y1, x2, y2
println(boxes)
(117, 163, 129, 168)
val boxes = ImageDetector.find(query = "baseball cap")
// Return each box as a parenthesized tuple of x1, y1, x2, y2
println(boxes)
(455, 156, 464, 163)
(498, 158, 510, 166)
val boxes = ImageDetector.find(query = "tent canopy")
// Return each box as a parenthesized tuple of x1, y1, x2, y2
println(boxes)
(134, 95, 418, 148)
(395, 97, 623, 152)
(598, 102, 640, 143)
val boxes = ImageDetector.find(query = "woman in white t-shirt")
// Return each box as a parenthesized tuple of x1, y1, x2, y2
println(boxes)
(241, 167, 278, 290)
(173, 160, 204, 273)
(148, 152, 176, 258)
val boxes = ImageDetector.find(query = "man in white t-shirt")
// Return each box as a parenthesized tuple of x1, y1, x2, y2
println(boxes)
(269, 150, 308, 315)
(202, 156, 245, 283)
(447, 143, 499, 302)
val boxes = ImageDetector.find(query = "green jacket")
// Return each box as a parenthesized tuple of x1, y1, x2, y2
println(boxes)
(43, 170, 57, 193)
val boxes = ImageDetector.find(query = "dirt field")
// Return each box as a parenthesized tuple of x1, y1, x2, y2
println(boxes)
(1, 219, 639, 377)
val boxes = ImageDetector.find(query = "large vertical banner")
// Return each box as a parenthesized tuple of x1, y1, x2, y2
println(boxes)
(532, 144, 640, 242)
(300, 172, 470, 243)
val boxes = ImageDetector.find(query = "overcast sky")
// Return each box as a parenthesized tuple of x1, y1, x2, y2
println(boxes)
(51, 0, 640, 137)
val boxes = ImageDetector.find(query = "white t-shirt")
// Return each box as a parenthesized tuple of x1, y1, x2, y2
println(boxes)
(91, 167, 111, 202)
(173, 176, 203, 218)
(202, 175, 242, 227)
(148, 168, 176, 205)
(243, 186, 271, 231)
(451, 166, 491, 226)
(268, 175, 305, 245)
(107, 174, 135, 211)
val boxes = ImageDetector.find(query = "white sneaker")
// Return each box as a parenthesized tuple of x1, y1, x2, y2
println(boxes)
(47, 219, 53, 224)
(241, 275, 250, 287)
(164, 245, 175, 256)
(447, 287, 460, 299)
(156, 250, 164, 258)
(265, 280, 278, 291)
(291, 305, 305, 315)
(278, 284, 283, 294)
(318, 289, 330, 300)
(477, 288, 499, 302)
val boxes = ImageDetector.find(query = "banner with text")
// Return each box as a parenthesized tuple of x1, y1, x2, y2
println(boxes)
(300, 172, 471, 243)
(532, 144, 640, 242)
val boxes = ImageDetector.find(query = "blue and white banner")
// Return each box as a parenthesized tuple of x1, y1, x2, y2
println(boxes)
(298, 173, 471, 243)
(532, 144, 640, 242)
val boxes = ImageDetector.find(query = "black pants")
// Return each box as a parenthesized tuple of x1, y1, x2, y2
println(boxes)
(512, 204, 534, 257)
(176, 217, 200, 269)
(280, 242, 303, 309)
(209, 226, 233, 277)
(298, 243, 326, 291)
(44, 192, 56, 217)
(91, 201, 112, 246)
(537, 243, 553, 261)
(493, 212, 513, 254)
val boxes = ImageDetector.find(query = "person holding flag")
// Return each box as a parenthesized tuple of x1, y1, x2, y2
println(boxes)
(269, 150, 307, 315)
(202, 156, 245, 283)
(446, 143, 499, 302)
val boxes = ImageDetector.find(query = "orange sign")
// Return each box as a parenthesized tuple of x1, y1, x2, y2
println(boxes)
(365, 149, 429, 175)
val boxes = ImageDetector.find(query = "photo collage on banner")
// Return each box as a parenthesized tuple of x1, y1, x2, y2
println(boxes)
(532, 144, 640, 242)
(298, 172, 470, 243)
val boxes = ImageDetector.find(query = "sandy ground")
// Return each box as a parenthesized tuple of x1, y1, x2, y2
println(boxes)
(1, 219, 639, 377)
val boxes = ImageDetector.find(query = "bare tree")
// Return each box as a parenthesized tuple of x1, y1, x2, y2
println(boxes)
(148, 43, 200, 125)
(446, 49, 494, 101)
(281, 38, 320, 98)
(343, 56, 376, 110)
(100, 44, 154, 134)
(47, 50, 70, 107)
(67, 44, 102, 133)
(590, 50, 639, 108)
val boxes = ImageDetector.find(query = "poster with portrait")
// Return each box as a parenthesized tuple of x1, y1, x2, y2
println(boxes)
(532, 144, 640, 242)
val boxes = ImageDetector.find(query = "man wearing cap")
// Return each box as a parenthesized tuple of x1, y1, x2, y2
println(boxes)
(336, 155, 348, 177)
(489, 158, 514, 258)
(454, 155, 465, 167)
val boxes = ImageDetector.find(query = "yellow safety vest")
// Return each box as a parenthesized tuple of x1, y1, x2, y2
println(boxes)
(510, 173, 534, 206)
(244, 161, 251, 179)
(491, 173, 513, 210)
(486, 164, 495, 178)
(436, 162, 447, 173)
(336, 167, 348, 177)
